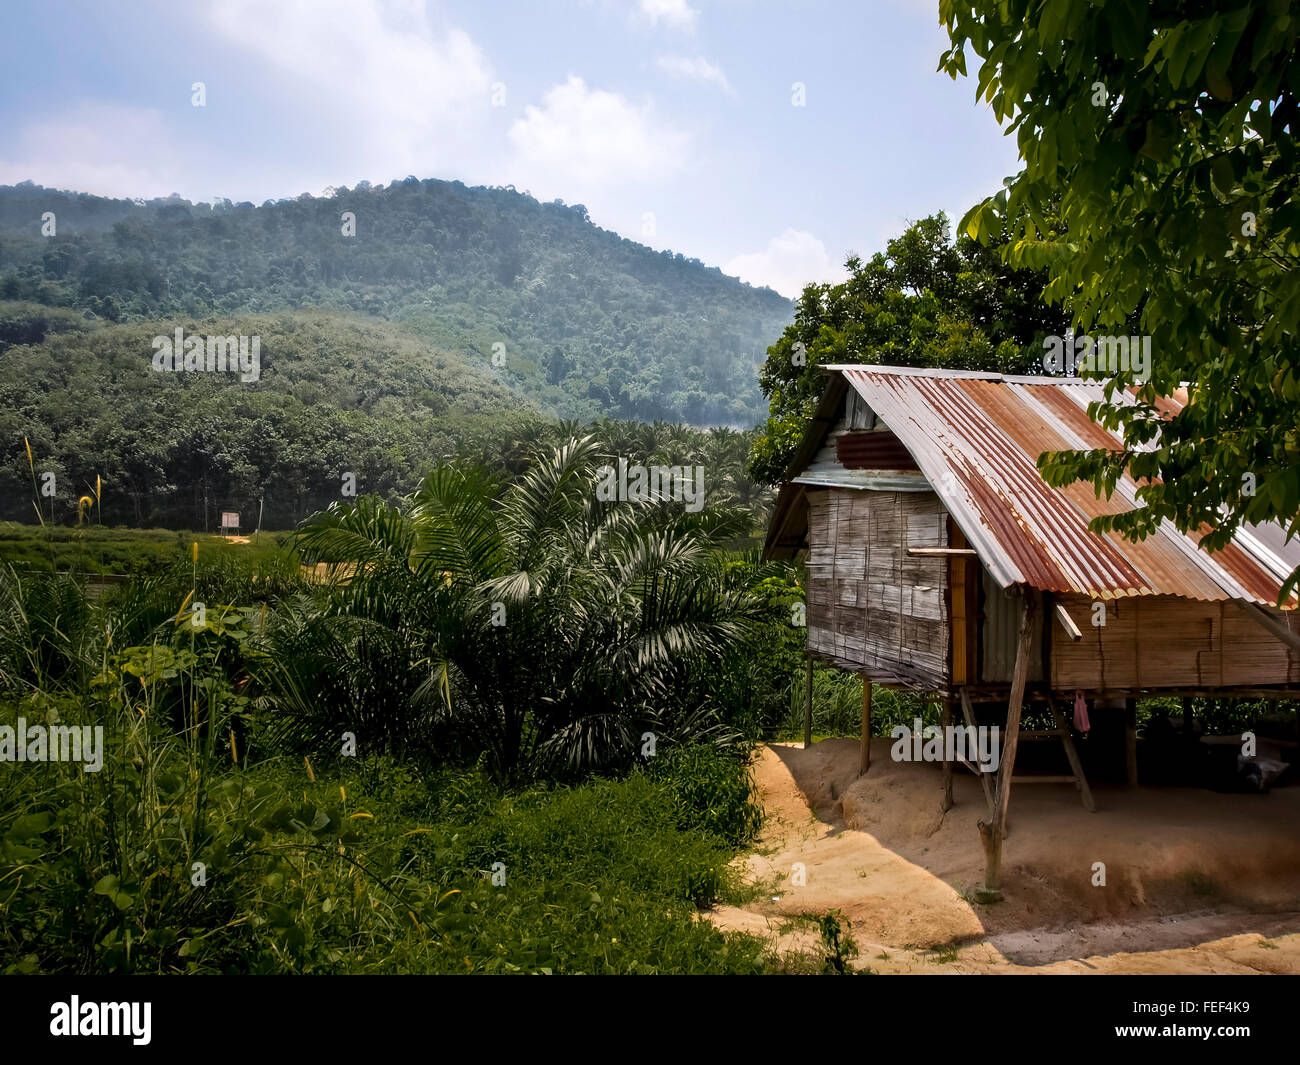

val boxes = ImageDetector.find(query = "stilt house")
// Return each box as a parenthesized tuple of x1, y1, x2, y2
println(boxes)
(763, 365, 1300, 895)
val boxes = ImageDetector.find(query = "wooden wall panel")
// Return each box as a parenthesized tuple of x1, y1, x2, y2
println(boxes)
(1221, 605, 1293, 686)
(1052, 595, 1145, 690)
(804, 488, 950, 688)
(1049, 593, 1297, 691)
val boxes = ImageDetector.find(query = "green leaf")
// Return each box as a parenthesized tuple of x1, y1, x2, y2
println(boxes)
(1211, 154, 1236, 195)
(1140, 115, 1179, 162)
(7, 812, 52, 840)
(1205, 66, 1234, 101)
(93, 874, 120, 896)
(265, 903, 292, 928)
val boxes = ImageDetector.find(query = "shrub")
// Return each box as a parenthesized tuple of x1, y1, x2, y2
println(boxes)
(654, 743, 763, 847)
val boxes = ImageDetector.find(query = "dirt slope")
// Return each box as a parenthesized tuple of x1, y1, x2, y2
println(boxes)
(707, 740, 1300, 973)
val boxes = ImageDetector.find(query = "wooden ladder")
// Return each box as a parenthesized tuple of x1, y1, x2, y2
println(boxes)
(955, 688, 1095, 824)
(1011, 698, 1095, 812)
(957, 687, 997, 819)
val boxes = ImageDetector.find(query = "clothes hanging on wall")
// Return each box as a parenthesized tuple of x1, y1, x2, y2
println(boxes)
(1073, 689, 1091, 734)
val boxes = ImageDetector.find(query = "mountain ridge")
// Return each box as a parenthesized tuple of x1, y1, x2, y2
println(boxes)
(0, 178, 793, 426)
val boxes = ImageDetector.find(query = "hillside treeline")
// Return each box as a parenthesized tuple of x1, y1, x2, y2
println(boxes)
(0, 179, 793, 426)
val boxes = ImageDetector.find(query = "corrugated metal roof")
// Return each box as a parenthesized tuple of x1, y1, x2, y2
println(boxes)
(808, 365, 1300, 608)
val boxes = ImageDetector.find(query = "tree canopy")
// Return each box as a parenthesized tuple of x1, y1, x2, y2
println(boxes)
(940, 0, 1300, 600)
(0, 311, 535, 529)
(0, 179, 793, 427)
(746, 212, 1069, 484)
(2, 307, 773, 532)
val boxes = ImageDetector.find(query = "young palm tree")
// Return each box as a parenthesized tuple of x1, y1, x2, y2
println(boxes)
(281, 435, 769, 780)
(0, 566, 94, 692)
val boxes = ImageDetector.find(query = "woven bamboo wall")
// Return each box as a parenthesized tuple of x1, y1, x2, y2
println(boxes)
(805, 488, 949, 688)
(1050, 593, 1300, 690)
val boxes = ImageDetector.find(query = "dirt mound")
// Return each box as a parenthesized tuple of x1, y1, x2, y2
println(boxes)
(709, 740, 1300, 973)
(840, 758, 946, 844)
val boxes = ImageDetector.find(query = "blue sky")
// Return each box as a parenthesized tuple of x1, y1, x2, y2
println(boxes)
(0, 0, 1021, 296)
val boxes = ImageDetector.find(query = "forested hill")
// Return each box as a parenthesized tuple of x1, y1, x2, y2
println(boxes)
(0, 311, 539, 529)
(0, 179, 793, 426)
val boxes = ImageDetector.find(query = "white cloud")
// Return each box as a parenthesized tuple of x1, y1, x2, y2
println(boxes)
(507, 75, 688, 189)
(0, 1, 496, 203)
(206, 0, 494, 178)
(655, 55, 736, 97)
(639, 0, 698, 32)
(724, 229, 845, 298)
(0, 102, 184, 199)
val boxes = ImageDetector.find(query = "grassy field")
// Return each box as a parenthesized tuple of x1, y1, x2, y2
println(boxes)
(0, 700, 795, 974)
(0, 522, 294, 575)
(0, 488, 853, 974)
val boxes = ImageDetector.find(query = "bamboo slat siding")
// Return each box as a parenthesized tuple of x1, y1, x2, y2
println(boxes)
(1050, 593, 1300, 690)
(805, 488, 950, 688)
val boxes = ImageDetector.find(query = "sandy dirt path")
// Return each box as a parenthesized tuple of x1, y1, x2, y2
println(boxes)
(706, 741, 1300, 973)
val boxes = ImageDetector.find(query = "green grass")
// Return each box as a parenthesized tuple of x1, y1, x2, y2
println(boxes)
(0, 724, 779, 973)
(0, 522, 294, 575)
(0, 508, 848, 976)
(0, 626, 779, 974)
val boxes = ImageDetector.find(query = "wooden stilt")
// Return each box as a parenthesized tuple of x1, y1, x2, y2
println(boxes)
(977, 588, 1037, 901)
(1125, 697, 1139, 788)
(940, 696, 954, 812)
(858, 675, 872, 776)
(803, 655, 813, 750)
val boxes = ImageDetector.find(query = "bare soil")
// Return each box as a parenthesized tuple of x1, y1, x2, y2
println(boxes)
(706, 739, 1300, 973)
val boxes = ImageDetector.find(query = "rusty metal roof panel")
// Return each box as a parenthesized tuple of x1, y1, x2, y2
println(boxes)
(836, 429, 920, 470)
(820, 365, 1297, 607)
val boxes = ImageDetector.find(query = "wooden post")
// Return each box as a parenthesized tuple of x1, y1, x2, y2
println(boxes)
(977, 588, 1037, 901)
(858, 675, 872, 775)
(803, 655, 813, 749)
(940, 695, 954, 811)
(1125, 697, 1139, 788)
